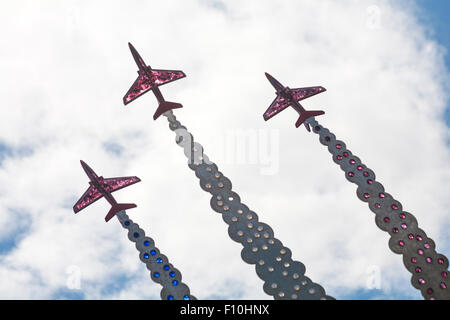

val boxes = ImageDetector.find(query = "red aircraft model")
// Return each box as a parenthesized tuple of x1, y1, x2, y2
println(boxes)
(263, 73, 326, 131)
(123, 42, 186, 120)
(73, 160, 141, 222)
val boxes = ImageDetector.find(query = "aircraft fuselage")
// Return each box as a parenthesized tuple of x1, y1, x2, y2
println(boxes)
(81, 161, 117, 206)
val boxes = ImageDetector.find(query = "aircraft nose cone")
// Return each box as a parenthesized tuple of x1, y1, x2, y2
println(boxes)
(128, 42, 138, 55)
(265, 72, 276, 83)
(80, 160, 90, 170)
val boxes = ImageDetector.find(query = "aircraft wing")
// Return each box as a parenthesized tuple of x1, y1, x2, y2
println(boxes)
(291, 86, 326, 102)
(102, 176, 141, 193)
(149, 69, 186, 86)
(263, 95, 291, 120)
(123, 73, 153, 105)
(73, 185, 103, 213)
(123, 69, 186, 105)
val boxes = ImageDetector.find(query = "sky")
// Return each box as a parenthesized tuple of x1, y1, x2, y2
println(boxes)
(0, 0, 448, 300)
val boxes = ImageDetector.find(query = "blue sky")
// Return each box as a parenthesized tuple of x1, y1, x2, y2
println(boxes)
(0, 0, 449, 301)
(414, 0, 450, 126)
(416, 0, 450, 68)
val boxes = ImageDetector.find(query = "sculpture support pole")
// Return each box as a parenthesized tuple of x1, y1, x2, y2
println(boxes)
(116, 210, 196, 300)
(163, 111, 334, 300)
(306, 117, 449, 300)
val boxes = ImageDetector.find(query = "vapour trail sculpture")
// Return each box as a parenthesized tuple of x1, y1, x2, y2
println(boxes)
(261, 73, 450, 300)
(73, 160, 195, 300)
(123, 43, 334, 300)
(116, 210, 196, 300)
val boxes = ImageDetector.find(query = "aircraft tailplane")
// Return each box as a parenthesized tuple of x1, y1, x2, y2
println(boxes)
(153, 101, 183, 120)
(295, 110, 325, 129)
(105, 203, 137, 222)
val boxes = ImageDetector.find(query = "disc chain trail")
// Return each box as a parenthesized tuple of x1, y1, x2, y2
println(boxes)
(307, 117, 449, 300)
(163, 110, 334, 300)
(116, 210, 196, 300)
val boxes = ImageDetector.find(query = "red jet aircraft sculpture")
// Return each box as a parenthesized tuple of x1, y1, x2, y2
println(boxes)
(263, 72, 326, 131)
(73, 160, 141, 222)
(123, 42, 186, 120)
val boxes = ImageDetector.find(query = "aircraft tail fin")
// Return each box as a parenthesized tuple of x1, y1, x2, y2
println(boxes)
(295, 110, 325, 130)
(153, 101, 183, 120)
(105, 203, 137, 222)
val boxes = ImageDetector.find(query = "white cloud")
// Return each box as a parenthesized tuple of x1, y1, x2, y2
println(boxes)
(0, 0, 448, 299)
